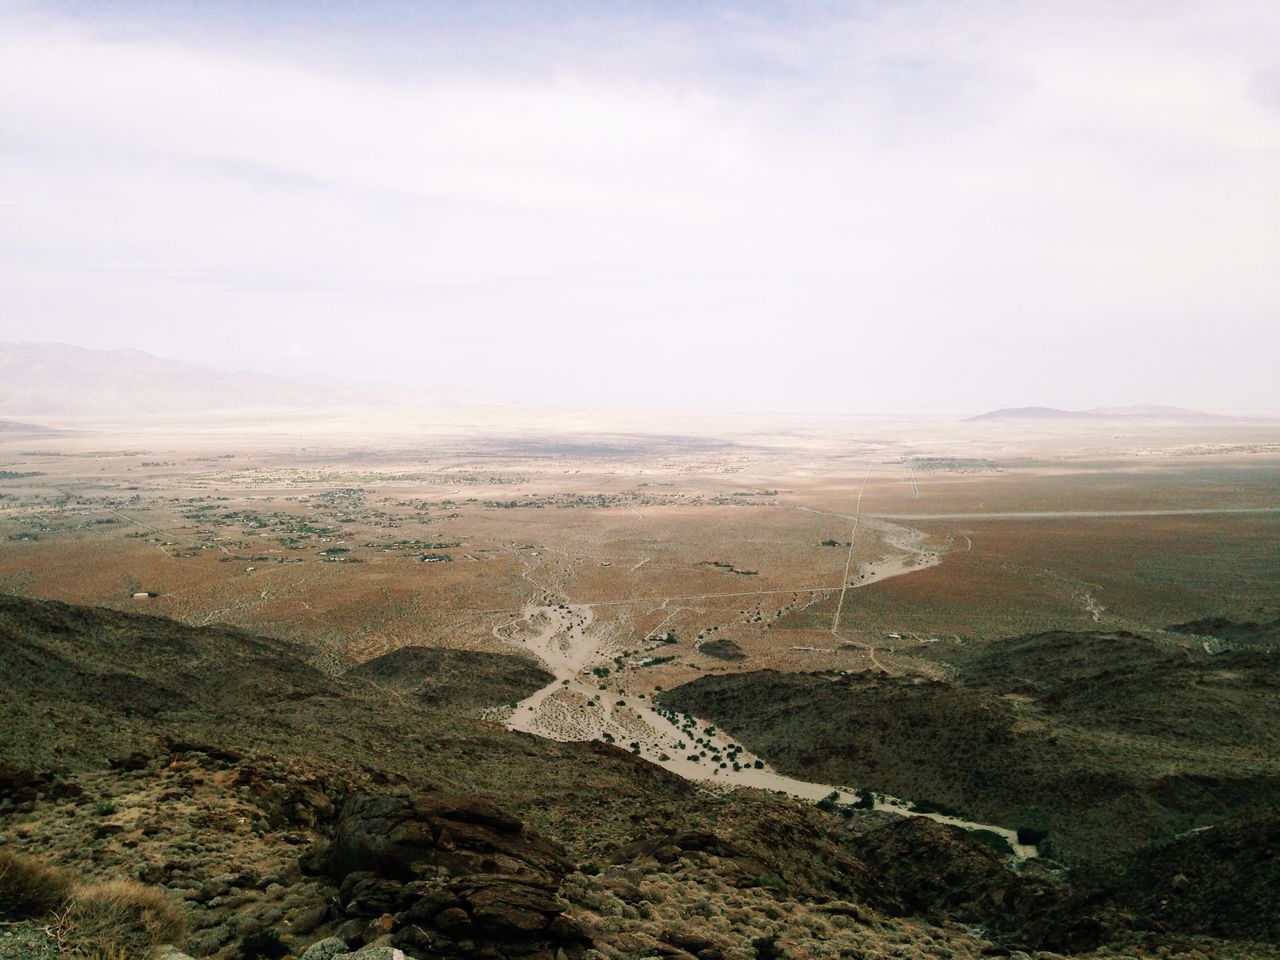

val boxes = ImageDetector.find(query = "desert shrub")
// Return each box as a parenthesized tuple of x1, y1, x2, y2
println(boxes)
(240, 929, 288, 960)
(967, 828, 1015, 857)
(1016, 826, 1048, 846)
(908, 797, 963, 818)
(0, 849, 75, 919)
(816, 791, 840, 813)
(58, 879, 187, 959)
(752, 933, 782, 959)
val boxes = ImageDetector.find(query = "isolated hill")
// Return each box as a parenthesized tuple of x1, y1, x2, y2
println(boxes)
(0, 342, 460, 419)
(967, 404, 1232, 422)
(344, 646, 553, 708)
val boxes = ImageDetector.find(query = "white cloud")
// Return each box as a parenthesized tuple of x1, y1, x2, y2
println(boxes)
(0, 1, 1277, 411)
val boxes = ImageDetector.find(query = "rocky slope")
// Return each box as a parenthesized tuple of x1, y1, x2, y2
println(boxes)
(660, 630, 1280, 876)
(343, 647, 553, 709)
(4, 597, 1278, 959)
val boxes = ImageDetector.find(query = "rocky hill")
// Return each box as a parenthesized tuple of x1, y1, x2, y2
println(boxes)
(660, 630, 1280, 874)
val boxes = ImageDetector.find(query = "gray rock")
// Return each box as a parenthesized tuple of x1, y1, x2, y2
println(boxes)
(337, 949, 407, 960)
(284, 898, 330, 936)
(299, 937, 350, 960)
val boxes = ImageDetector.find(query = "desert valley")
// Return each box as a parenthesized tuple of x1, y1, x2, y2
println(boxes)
(2, 345, 1278, 960)
(3, 2, 1278, 958)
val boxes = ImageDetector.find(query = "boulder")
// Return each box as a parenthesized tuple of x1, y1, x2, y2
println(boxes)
(323, 791, 591, 956)
(451, 874, 566, 936)
(344, 876, 402, 917)
(328, 792, 570, 884)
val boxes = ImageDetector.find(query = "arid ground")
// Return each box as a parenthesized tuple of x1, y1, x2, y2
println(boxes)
(3, 410, 1280, 959)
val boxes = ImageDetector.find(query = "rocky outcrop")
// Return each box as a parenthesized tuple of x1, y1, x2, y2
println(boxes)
(328, 792, 570, 883)
(312, 791, 587, 959)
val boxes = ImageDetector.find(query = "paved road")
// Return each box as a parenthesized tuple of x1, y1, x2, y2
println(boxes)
(868, 506, 1280, 521)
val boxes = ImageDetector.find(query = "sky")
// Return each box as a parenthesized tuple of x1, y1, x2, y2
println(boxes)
(1, 0, 1278, 413)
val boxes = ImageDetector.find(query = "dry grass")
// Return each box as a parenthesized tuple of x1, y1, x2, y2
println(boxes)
(0, 848, 75, 919)
(57, 879, 187, 959)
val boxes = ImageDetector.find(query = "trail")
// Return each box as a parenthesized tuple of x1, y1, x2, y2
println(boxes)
(830, 462, 873, 636)
(486, 467, 1036, 856)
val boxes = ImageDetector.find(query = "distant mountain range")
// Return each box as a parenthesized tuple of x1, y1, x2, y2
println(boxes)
(0, 342, 469, 419)
(0, 418, 62, 435)
(967, 405, 1236, 423)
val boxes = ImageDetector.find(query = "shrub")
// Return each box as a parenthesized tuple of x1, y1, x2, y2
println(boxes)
(1016, 826, 1048, 846)
(0, 850, 75, 919)
(241, 929, 288, 960)
(58, 880, 187, 959)
(816, 791, 840, 813)
(907, 798, 963, 818)
(967, 828, 1015, 857)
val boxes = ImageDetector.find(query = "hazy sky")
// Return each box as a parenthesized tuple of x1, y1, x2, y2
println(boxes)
(1, 1, 1278, 412)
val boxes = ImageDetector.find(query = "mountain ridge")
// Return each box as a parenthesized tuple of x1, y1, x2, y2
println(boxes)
(967, 404, 1237, 422)
(0, 342, 479, 419)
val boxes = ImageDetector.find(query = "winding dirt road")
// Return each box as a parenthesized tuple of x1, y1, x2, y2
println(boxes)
(494, 570, 1037, 859)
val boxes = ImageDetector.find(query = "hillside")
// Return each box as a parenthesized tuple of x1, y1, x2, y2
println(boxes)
(4, 597, 1279, 958)
(660, 630, 1280, 871)
(1167, 615, 1280, 649)
(344, 646, 553, 708)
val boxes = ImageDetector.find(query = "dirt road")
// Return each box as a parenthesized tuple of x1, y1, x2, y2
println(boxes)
(495, 595, 1037, 860)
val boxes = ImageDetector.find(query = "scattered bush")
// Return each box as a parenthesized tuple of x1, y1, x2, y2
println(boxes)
(0, 850, 75, 919)
(58, 879, 187, 959)
(967, 828, 1016, 857)
(907, 797, 963, 818)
